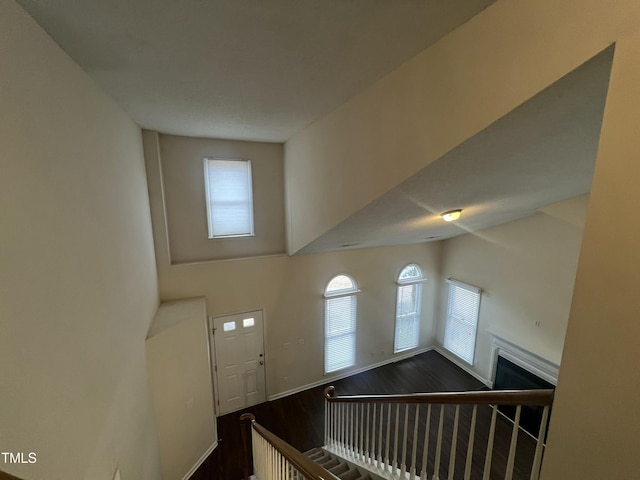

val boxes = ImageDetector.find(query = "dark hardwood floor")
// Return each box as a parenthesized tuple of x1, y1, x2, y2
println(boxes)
(192, 350, 541, 480)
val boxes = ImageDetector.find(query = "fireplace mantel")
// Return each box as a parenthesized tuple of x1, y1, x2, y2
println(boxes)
(488, 331, 559, 387)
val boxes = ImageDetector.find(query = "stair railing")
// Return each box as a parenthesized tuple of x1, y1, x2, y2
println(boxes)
(324, 387, 554, 480)
(241, 413, 341, 480)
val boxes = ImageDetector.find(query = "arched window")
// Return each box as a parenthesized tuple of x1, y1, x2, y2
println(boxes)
(394, 264, 424, 353)
(324, 274, 358, 373)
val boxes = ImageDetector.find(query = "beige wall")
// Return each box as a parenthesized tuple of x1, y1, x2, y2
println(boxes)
(0, 1, 160, 479)
(285, 0, 640, 253)
(283, 0, 640, 476)
(541, 30, 640, 479)
(146, 298, 216, 480)
(149, 132, 285, 263)
(437, 196, 588, 381)
(145, 130, 442, 397)
(156, 245, 441, 397)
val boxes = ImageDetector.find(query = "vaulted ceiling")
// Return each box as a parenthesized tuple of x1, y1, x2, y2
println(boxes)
(16, 0, 610, 252)
(17, 0, 496, 142)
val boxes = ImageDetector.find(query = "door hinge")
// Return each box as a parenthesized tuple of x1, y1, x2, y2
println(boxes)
(214, 364, 217, 372)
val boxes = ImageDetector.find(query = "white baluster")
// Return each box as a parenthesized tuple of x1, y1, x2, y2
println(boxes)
(401, 404, 409, 475)
(331, 402, 336, 447)
(464, 405, 478, 480)
(384, 404, 391, 470)
(278, 451, 282, 480)
(266, 442, 269, 480)
(360, 402, 365, 461)
(393, 404, 400, 473)
(420, 404, 431, 480)
(350, 403, 355, 455)
(342, 403, 347, 454)
(505, 405, 522, 480)
(365, 403, 371, 462)
(324, 398, 328, 447)
(345, 403, 353, 453)
(378, 403, 384, 468)
(433, 405, 445, 480)
(411, 404, 420, 480)
(380, 404, 391, 470)
(371, 403, 377, 467)
(482, 405, 498, 480)
(355, 403, 360, 459)
(530, 405, 550, 480)
(448, 405, 460, 480)
(338, 403, 343, 453)
(344, 402, 349, 454)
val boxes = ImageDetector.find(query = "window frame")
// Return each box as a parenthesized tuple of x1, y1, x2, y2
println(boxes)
(203, 157, 255, 239)
(443, 278, 482, 365)
(394, 264, 425, 353)
(324, 274, 359, 374)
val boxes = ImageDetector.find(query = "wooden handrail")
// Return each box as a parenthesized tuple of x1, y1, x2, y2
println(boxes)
(323, 386, 554, 406)
(241, 413, 342, 480)
(0, 471, 24, 480)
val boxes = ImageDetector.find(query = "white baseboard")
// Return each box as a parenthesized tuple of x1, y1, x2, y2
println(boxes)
(268, 346, 434, 401)
(433, 346, 491, 387)
(184, 441, 218, 480)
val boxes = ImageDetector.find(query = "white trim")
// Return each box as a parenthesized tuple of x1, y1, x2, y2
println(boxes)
(393, 281, 422, 353)
(434, 346, 491, 387)
(183, 441, 218, 480)
(397, 278, 427, 286)
(203, 157, 255, 239)
(210, 309, 267, 414)
(170, 252, 288, 267)
(445, 278, 482, 294)
(323, 289, 362, 300)
(268, 347, 434, 401)
(488, 332, 559, 387)
(397, 263, 426, 285)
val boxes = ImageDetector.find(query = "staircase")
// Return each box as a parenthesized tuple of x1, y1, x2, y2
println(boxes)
(241, 387, 554, 480)
(305, 448, 373, 480)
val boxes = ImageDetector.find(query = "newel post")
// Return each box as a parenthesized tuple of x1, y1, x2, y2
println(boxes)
(240, 413, 256, 480)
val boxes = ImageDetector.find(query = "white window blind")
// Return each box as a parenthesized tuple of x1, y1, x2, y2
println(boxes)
(203, 158, 254, 238)
(394, 264, 424, 353)
(443, 279, 481, 365)
(324, 275, 358, 373)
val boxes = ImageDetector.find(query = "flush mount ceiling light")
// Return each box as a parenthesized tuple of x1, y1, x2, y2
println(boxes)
(441, 209, 462, 222)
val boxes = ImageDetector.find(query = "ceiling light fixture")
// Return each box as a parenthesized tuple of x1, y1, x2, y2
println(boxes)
(441, 209, 462, 222)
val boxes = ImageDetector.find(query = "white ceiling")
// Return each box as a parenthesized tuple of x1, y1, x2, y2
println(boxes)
(16, 1, 613, 253)
(17, 0, 496, 142)
(299, 48, 613, 253)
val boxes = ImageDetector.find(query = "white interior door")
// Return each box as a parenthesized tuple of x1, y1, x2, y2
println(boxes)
(212, 310, 266, 415)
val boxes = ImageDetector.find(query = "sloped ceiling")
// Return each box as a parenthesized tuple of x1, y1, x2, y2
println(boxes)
(298, 48, 613, 253)
(15, 1, 612, 253)
(16, 0, 496, 142)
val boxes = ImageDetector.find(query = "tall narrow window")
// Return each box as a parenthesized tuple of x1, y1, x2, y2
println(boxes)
(324, 274, 358, 374)
(394, 264, 424, 353)
(203, 158, 254, 238)
(443, 278, 482, 365)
